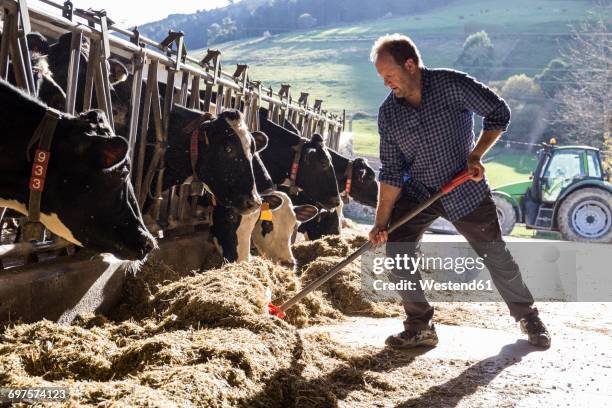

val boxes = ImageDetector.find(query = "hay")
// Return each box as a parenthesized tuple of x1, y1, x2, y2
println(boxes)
(301, 256, 402, 318)
(292, 235, 353, 271)
(0, 234, 422, 406)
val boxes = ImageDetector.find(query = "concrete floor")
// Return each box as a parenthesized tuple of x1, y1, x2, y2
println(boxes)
(301, 303, 612, 407)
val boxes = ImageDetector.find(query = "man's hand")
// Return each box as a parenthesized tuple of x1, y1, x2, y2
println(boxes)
(467, 153, 485, 181)
(369, 224, 389, 245)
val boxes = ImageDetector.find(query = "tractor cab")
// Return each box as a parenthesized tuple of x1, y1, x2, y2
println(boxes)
(535, 144, 604, 203)
(484, 137, 610, 242)
(518, 139, 611, 241)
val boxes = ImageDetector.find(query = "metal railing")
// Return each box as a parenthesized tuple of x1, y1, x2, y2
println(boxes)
(0, 0, 346, 264)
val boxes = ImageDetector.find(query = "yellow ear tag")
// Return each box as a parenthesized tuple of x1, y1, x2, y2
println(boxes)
(259, 202, 273, 221)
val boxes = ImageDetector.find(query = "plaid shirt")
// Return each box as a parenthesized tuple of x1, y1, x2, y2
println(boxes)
(378, 67, 511, 221)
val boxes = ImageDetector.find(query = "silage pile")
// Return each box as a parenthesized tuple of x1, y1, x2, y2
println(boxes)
(1, 235, 406, 406)
(293, 235, 403, 318)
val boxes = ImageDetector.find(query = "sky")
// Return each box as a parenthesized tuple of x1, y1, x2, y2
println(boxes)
(32, 0, 231, 27)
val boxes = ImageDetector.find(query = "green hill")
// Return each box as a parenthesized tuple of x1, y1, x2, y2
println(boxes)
(196, 0, 595, 156)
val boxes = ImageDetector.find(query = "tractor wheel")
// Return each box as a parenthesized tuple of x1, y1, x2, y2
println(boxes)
(557, 188, 612, 243)
(492, 194, 516, 236)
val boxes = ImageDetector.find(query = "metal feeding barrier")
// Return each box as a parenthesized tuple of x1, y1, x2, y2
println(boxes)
(0, 0, 346, 267)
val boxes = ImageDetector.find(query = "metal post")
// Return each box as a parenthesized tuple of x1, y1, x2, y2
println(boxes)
(189, 74, 200, 109)
(0, 10, 11, 79)
(64, 30, 81, 114)
(127, 51, 144, 163)
(17, 0, 36, 94)
(82, 37, 96, 110)
(202, 79, 213, 114)
(178, 70, 189, 106)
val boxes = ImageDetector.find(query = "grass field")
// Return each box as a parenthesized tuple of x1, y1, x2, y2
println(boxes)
(197, 0, 596, 167)
(201, 0, 593, 117)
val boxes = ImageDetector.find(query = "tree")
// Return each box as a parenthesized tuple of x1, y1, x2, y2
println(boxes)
(535, 58, 571, 98)
(297, 13, 317, 29)
(499, 75, 550, 145)
(454, 30, 495, 81)
(550, 3, 611, 161)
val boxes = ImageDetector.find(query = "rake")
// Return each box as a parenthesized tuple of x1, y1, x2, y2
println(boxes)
(268, 170, 473, 318)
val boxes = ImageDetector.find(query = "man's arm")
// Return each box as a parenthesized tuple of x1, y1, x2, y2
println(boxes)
(468, 129, 504, 181)
(455, 72, 511, 181)
(369, 182, 402, 244)
(369, 111, 405, 244)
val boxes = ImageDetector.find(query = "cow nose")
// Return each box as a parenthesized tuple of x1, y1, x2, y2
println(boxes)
(245, 197, 261, 210)
(140, 235, 157, 258)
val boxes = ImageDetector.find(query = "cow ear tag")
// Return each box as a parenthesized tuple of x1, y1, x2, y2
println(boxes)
(259, 202, 273, 221)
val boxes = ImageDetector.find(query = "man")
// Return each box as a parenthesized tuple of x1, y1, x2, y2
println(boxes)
(368, 34, 550, 349)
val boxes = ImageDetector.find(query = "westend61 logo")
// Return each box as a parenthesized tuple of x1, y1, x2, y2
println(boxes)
(372, 254, 486, 275)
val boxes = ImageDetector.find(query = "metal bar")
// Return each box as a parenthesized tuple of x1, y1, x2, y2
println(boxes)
(202, 80, 213, 113)
(177, 183, 190, 221)
(0, 0, 342, 128)
(17, 0, 36, 94)
(135, 60, 157, 206)
(94, 13, 114, 130)
(223, 86, 232, 110)
(167, 185, 178, 223)
(0, 11, 11, 79)
(127, 52, 144, 163)
(6, 13, 29, 91)
(92, 52, 110, 119)
(162, 68, 175, 134)
(215, 83, 224, 115)
(179, 70, 189, 106)
(156, 66, 175, 226)
(0, 237, 72, 260)
(64, 29, 81, 114)
(189, 74, 200, 109)
(82, 36, 96, 110)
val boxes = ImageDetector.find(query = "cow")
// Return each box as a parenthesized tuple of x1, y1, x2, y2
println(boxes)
(0, 31, 67, 110)
(47, 32, 128, 114)
(158, 104, 263, 214)
(258, 107, 341, 210)
(0, 78, 155, 260)
(107, 73, 264, 219)
(297, 201, 343, 241)
(283, 117, 378, 207)
(210, 152, 318, 266)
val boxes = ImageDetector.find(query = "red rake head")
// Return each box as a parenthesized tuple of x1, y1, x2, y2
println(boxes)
(268, 303, 286, 318)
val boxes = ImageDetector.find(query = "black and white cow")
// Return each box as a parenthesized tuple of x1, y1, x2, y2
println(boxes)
(210, 152, 318, 266)
(283, 117, 378, 207)
(282, 118, 379, 239)
(258, 107, 340, 210)
(0, 31, 67, 111)
(160, 104, 263, 214)
(0, 78, 155, 260)
(47, 32, 128, 114)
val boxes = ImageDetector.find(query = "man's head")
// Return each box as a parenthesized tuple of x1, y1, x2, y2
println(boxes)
(370, 34, 423, 99)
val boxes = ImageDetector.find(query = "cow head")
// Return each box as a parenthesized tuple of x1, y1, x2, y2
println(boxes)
(348, 157, 378, 207)
(257, 109, 341, 211)
(296, 133, 341, 210)
(44, 110, 156, 260)
(297, 200, 343, 240)
(168, 106, 262, 214)
(251, 191, 318, 267)
(32, 55, 66, 111)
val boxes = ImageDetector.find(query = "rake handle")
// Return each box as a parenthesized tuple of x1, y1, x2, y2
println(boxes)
(270, 170, 472, 317)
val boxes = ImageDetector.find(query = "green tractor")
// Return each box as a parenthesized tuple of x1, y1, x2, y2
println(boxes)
(492, 141, 612, 243)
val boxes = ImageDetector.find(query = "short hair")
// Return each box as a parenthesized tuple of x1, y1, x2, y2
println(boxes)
(370, 34, 423, 67)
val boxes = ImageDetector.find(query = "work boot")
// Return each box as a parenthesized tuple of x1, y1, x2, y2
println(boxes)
(520, 314, 551, 348)
(385, 324, 438, 349)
